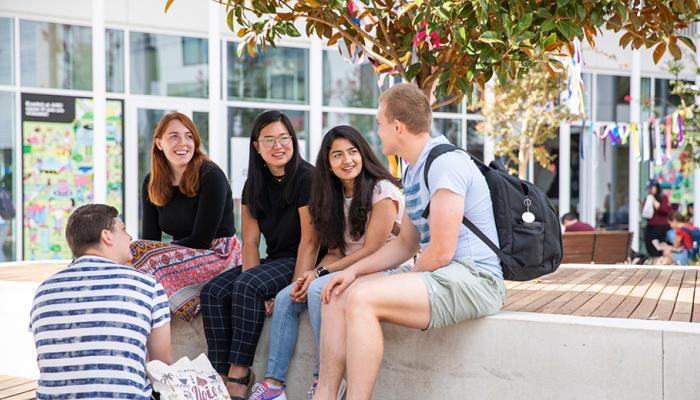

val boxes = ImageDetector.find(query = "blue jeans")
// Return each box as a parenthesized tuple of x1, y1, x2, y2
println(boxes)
(264, 272, 335, 382)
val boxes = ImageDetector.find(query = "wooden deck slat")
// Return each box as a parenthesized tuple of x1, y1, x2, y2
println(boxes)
(3, 391, 36, 400)
(504, 268, 579, 305)
(609, 269, 661, 319)
(671, 270, 696, 322)
(589, 268, 651, 318)
(503, 268, 589, 311)
(0, 382, 37, 399)
(573, 268, 640, 316)
(693, 271, 700, 323)
(650, 270, 685, 321)
(511, 269, 600, 312)
(0, 380, 28, 392)
(629, 269, 674, 320)
(536, 269, 612, 314)
(552, 268, 627, 315)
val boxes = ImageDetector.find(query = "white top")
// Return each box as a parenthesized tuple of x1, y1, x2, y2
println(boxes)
(30, 256, 170, 400)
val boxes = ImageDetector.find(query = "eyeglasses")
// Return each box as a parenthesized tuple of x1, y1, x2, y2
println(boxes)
(257, 134, 292, 149)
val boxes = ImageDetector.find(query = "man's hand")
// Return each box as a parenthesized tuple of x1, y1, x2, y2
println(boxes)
(321, 269, 357, 303)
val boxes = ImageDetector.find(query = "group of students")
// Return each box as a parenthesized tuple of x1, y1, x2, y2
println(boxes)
(29, 83, 506, 400)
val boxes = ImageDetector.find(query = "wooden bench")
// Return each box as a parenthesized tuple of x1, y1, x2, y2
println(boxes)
(562, 231, 632, 264)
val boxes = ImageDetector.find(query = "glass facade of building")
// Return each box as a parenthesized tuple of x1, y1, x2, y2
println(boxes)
(0, 12, 693, 259)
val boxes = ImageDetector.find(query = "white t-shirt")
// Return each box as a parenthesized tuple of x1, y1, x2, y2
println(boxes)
(403, 136, 502, 279)
(342, 179, 404, 256)
(30, 256, 171, 400)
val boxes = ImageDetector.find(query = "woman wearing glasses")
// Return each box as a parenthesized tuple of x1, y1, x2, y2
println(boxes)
(200, 111, 324, 400)
(131, 112, 241, 321)
(248, 125, 404, 400)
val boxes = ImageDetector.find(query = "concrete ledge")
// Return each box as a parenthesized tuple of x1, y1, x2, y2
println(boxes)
(171, 311, 700, 400)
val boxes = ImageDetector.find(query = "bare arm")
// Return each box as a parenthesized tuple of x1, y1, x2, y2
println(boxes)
(345, 209, 420, 276)
(324, 198, 399, 273)
(412, 189, 464, 272)
(241, 205, 261, 271)
(146, 322, 172, 364)
(292, 206, 320, 280)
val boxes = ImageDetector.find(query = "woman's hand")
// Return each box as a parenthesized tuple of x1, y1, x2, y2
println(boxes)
(321, 269, 356, 304)
(264, 299, 275, 316)
(290, 270, 316, 303)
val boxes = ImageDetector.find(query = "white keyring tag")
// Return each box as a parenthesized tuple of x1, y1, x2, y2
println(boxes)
(522, 211, 535, 223)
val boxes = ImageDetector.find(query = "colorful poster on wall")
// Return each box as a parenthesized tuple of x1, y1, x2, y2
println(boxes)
(22, 93, 124, 260)
(653, 147, 694, 211)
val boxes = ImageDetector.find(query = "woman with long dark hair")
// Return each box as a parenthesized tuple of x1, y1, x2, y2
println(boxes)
(131, 112, 241, 321)
(200, 111, 319, 400)
(248, 126, 404, 400)
(644, 181, 672, 256)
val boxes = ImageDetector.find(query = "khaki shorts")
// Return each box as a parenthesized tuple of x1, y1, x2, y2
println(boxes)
(387, 259, 506, 330)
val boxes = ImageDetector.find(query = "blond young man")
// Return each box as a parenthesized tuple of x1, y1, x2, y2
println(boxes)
(313, 83, 507, 400)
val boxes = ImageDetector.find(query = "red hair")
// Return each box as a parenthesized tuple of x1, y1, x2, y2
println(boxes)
(148, 112, 209, 206)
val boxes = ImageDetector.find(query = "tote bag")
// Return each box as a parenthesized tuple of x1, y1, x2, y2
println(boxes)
(146, 353, 230, 400)
(642, 195, 655, 219)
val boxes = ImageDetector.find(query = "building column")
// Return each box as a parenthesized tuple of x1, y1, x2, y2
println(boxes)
(483, 79, 496, 163)
(558, 122, 571, 217)
(208, 2, 225, 170)
(92, 0, 107, 203)
(308, 38, 323, 162)
(629, 50, 641, 251)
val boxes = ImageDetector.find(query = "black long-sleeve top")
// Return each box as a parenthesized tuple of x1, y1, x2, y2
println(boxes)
(141, 161, 236, 249)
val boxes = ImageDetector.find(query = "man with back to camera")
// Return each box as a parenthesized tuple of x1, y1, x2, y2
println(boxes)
(561, 212, 595, 232)
(29, 204, 171, 399)
(312, 83, 507, 400)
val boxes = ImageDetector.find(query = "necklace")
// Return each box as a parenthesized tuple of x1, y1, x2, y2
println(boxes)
(273, 174, 286, 183)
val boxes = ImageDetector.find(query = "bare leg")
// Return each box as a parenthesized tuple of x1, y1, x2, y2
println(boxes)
(344, 273, 430, 400)
(313, 272, 385, 400)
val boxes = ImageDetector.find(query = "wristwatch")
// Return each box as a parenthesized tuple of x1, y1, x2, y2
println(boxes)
(315, 265, 330, 278)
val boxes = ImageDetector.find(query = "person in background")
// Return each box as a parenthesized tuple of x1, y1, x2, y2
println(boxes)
(30, 204, 171, 399)
(131, 112, 241, 321)
(200, 111, 318, 400)
(656, 211, 699, 265)
(561, 212, 595, 232)
(644, 182, 672, 257)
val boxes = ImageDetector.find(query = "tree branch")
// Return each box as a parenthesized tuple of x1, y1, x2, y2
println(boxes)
(339, 9, 404, 73)
(369, 0, 408, 80)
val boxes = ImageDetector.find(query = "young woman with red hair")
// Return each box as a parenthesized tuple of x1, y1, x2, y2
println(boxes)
(130, 112, 241, 321)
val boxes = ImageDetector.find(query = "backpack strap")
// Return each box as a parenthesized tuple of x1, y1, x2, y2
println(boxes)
(420, 144, 503, 258)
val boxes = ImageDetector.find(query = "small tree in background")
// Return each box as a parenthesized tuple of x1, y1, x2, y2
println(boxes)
(477, 65, 574, 178)
(165, 0, 700, 108)
(668, 60, 700, 175)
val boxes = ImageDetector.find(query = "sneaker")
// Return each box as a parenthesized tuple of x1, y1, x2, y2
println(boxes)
(248, 381, 287, 400)
(306, 377, 318, 400)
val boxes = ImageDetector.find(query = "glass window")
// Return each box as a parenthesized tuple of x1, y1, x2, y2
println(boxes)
(595, 140, 629, 230)
(0, 92, 15, 261)
(193, 111, 209, 154)
(570, 126, 581, 215)
(641, 77, 652, 122)
(20, 20, 92, 90)
(595, 75, 630, 122)
(323, 112, 382, 161)
(130, 32, 208, 98)
(323, 50, 390, 108)
(432, 118, 462, 147)
(467, 120, 485, 162)
(654, 78, 687, 117)
(228, 44, 308, 103)
(106, 29, 124, 93)
(434, 98, 461, 114)
(533, 138, 559, 208)
(0, 18, 13, 85)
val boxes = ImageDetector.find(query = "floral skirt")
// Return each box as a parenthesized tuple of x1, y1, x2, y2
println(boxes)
(130, 236, 242, 321)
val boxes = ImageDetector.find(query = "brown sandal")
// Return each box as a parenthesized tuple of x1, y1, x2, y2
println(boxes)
(223, 368, 255, 400)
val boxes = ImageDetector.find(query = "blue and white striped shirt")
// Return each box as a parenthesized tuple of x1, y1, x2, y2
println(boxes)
(30, 256, 170, 399)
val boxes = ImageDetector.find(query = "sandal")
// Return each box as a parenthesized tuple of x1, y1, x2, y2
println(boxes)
(223, 368, 255, 400)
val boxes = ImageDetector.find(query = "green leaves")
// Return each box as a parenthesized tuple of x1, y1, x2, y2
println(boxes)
(174, 0, 700, 109)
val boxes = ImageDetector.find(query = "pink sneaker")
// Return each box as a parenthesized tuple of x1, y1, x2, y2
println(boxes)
(248, 381, 287, 400)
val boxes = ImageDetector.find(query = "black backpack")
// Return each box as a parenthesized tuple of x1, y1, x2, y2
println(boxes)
(422, 144, 562, 281)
